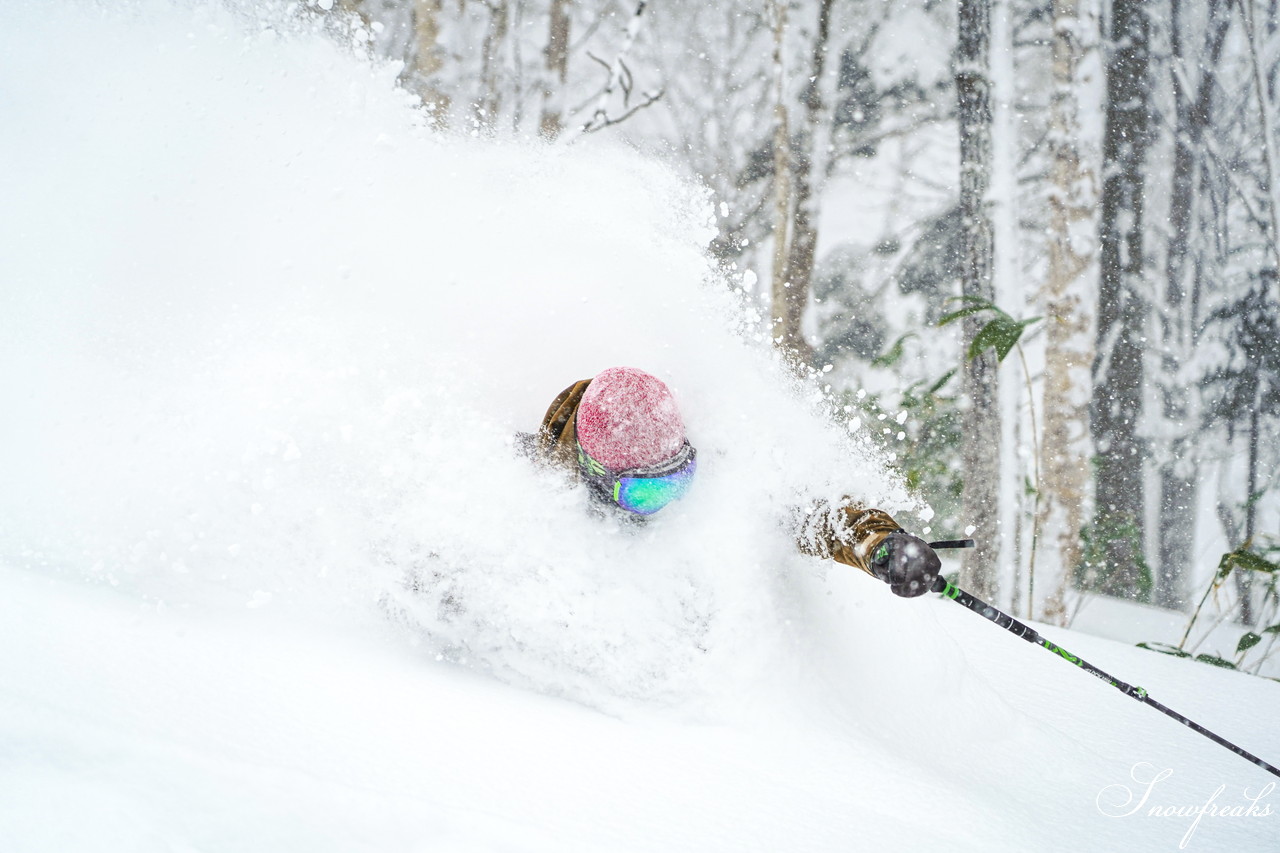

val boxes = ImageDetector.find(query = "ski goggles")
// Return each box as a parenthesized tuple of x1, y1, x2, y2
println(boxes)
(576, 440, 698, 516)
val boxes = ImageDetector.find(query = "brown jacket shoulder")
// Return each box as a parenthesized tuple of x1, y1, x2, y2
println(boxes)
(535, 379, 592, 470)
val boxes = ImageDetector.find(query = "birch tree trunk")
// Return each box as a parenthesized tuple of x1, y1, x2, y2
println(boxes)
(476, 0, 510, 132)
(956, 0, 1000, 600)
(770, 0, 832, 368)
(769, 0, 792, 339)
(1156, 0, 1230, 609)
(539, 0, 571, 139)
(1234, 0, 1280, 621)
(1237, 0, 1280, 285)
(1090, 0, 1150, 598)
(408, 0, 450, 123)
(1037, 0, 1100, 624)
(990, 0, 1021, 612)
(1242, 382, 1262, 624)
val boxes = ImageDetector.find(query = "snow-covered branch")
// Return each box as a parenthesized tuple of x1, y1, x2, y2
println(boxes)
(565, 1, 657, 140)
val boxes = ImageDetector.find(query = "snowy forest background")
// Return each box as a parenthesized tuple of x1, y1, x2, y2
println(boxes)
(303, 0, 1280, 660)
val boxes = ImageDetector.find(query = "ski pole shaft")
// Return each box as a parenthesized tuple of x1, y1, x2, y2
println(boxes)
(929, 574, 1280, 780)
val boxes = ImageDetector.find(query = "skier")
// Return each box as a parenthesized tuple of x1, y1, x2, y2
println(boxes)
(529, 366, 942, 598)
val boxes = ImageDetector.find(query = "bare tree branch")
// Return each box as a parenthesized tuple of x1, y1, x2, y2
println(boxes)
(578, 88, 664, 135)
(565, 1, 651, 140)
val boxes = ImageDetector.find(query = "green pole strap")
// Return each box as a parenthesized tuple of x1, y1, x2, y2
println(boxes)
(929, 574, 1280, 779)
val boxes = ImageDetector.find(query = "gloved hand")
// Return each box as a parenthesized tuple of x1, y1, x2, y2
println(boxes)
(870, 531, 941, 598)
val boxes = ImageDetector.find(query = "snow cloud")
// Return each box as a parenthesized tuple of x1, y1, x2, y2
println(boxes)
(1, 0, 914, 707)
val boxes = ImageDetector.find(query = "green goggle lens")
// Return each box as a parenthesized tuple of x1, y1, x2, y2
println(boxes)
(612, 457, 697, 515)
(578, 441, 697, 516)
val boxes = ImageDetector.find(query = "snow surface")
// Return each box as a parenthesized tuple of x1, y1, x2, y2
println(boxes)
(2, 2, 1279, 851)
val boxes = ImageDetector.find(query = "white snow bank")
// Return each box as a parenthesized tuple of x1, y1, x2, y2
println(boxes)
(5, 560, 1280, 853)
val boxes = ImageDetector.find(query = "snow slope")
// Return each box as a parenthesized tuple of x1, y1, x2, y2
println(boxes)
(2, 2, 1278, 851)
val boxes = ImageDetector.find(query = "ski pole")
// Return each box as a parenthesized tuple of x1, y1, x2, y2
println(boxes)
(925, 541, 1280, 780)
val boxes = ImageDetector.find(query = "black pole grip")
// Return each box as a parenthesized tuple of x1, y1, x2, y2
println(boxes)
(928, 539, 975, 550)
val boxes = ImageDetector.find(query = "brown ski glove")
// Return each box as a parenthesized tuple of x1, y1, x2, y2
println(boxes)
(795, 499, 903, 575)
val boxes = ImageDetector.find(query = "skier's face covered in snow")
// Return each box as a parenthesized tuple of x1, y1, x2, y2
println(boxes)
(574, 367, 696, 517)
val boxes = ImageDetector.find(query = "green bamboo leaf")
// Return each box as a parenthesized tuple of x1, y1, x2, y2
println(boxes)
(937, 305, 992, 327)
(1237, 632, 1264, 653)
(1216, 550, 1236, 580)
(1194, 654, 1238, 670)
(1007, 318, 1041, 359)
(1217, 547, 1280, 578)
(967, 317, 1005, 360)
(926, 368, 957, 396)
(872, 333, 915, 368)
(972, 315, 1044, 361)
(1263, 623, 1280, 635)
(1233, 550, 1280, 574)
(967, 315, 1040, 362)
(1137, 641, 1192, 658)
(995, 318, 1035, 360)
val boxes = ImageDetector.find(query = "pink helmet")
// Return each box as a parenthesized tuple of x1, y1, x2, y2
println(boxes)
(575, 367, 687, 472)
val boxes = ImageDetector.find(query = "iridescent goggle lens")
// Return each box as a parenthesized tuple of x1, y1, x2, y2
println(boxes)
(578, 441, 697, 516)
